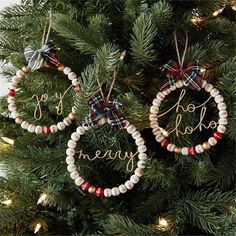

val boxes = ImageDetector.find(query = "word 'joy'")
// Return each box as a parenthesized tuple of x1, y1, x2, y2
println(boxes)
(76, 150, 139, 172)
(158, 89, 218, 137)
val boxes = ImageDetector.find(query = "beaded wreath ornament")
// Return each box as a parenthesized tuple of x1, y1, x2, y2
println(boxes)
(149, 31, 227, 156)
(7, 12, 80, 135)
(66, 67, 147, 197)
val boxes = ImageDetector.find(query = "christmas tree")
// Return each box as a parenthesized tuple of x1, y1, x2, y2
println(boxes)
(0, 0, 236, 235)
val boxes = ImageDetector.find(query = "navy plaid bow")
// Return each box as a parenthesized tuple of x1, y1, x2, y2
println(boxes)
(24, 42, 60, 71)
(84, 96, 126, 130)
(160, 60, 203, 91)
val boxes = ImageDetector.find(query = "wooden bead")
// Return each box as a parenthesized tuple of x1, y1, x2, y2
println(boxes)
(57, 64, 65, 72)
(201, 80, 207, 88)
(15, 117, 23, 125)
(181, 147, 189, 155)
(202, 142, 211, 150)
(135, 137, 145, 146)
(63, 67, 71, 75)
(152, 98, 161, 107)
(132, 131, 141, 139)
(217, 102, 226, 110)
(176, 80, 183, 88)
(7, 97, 15, 104)
(134, 168, 144, 177)
(155, 134, 164, 142)
(156, 92, 165, 101)
(68, 140, 76, 149)
(104, 188, 112, 197)
(215, 95, 224, 103)
(11, 111, 19, 119)
(213, 131, 222, 140)
(150, 105, 159, 114)
(21, 121, 29, 129)
(162, 88, 171, 96)
(71, 132, 80, 141)
(219, 110, 228, 118)
(167, 143, 175, 152)
(9, 83, 17, 90)
(160, 139, 169, 148)
(118, 185, 127, 193)
(27, 124, 35, 133)
(174, 146, 182, 154)
(68, 112, 76, 120)
(88, 186, 96, 194)
(63, 117, 72, 126)
(127, 125, 136, 134)
(217, 125, 226, 134)
(75, 177, 84, 186)
(218, 118, 228, 125)
(68, 72, 77, 80)
(169, 85, 176, 91)
(66, 148, 75, 156)
(195, 144, 204, 154)
(72, 78, 79, 86)
(66, 156, 75, 164)
(95, 187, 104, 197)
(50, 125, 58, 133)
(125, 180, 134, 190)
(57, 122, 66, 130)
(137, 160, 145, 169)
(208, 137, 217, 146)
(76, 126, 85, 135)
(138, 145, 147, 153)
(205, 83, 213, 92)
(8, 104, 16, 112)
(80, 182, 91, 191)
(111, 187, 120, 196)
(35, 125, 42, 134)
(188, 147, 196, 156)
(8, 90, 15, 97)
(67, 164, 77, 172)
(42, 126, 51, 134)
(70, 171, 79, 179)
(138, 153, 147, 161)
(152, 128, 162, 136)
(130, 175, 139, 184)
(150, 121, 158, 129)
(22, 66, 29, 73)
(210, 88, 219, 97)
(16, 70, 24, 78)
(12, 76, 21, 83)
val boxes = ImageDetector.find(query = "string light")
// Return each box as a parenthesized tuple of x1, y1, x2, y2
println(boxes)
(159, 218, 168, 227)
(34, 223, 42, 234)
(1, 137, 14, 145)
(37, 193, 48, 205)
(190, 16, 204, 25)
(120, 51, 126, 60)
(200, 68, 206, 73)
(1, 199, 13, 205)
(212, 7, 224, 16)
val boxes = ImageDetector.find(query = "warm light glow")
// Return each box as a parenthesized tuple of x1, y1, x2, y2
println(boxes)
(200, 68, 206, 73)
(1, 199, 12, 205)
(37, 193, 48, 205)
(212, 8, 224, 16)
(1, 137, 14, 145)
(120, 51, 126, 60)
(232, 5, 236, 10)
(190, 16, 203, 25)
(159, 127, 169, 137)
(159, 218, 168, 227)
(34, 223, 42, 234)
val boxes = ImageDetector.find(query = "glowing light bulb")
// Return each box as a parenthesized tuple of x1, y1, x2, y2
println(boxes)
(190, 16, 203, 25)
(212, 8, 224, 16)
(34, 223, 42, 234)
(37, 193, 47, 205)
(1, 137, 14, 145)
(200, 68, 206, 73)
(120, 51, 126, 60)
(2, 199, 12, 205)
(159, 218, 168, 227)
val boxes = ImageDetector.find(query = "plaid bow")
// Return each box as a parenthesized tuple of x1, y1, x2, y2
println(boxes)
(84, 96, 126, 130)
(24, 42, 60, 71)
(160, 60, 203, 91)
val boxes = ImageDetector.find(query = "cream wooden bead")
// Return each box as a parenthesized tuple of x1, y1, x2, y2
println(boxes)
(217, 102, 226, 110)
(208, 137, 217, 146)
(152, 98, 161, 106)
(176, 80, 183, 88)
(215, 95, 224, 103)
(88, 186, 96, 194)
(127, 125, 136, 134)
(75, 177, 84, 186)
(205, 83, 213, 92)
(99, 117, 107, 125)
(111, 187, 120, 196)
(125, 180, 134, 190)
(71, 132, 80, 141)
(167, 143, 175, 152)
(138, 145, 147, 153)
(12, 76, 21, 83)
(8, 104, 16, 112)
(155, 134, 164, 142)
(130, 175, 139, 184)
(137, 160, 145, 169)
(27, 124, 35, 133)
(57, 122, 66, 130)
(70, 171, 79, 179)
(7, 97, 15, 104)
(68, 112, 76, 120)
(217, 125, 226, 133)
(11, 111, 20, 119)
(9, 83, 17, 90)
(50, 125, 58, 133)
(149, 113, 157, 120)
(123, 120, 130, 128)
(210, 88, 219, 97)
(67, 164, 77, 172)
(150, 105, 159, 114)
(138, 153, 147, 161)
(219, 110, 228, 118)
(72, 78, 79, 86)
(195, 144, 204, 153)
(35, 125, 43, 134)
(150, 121, 158, 129)
(66, 148, 75, 156)
(66, 156, 75, 164)
(21, 121, 29, 129)
(118, 185, 127, 193)
(135, 168, 144, 177)
(68, 140, 76, 149)
(152, 128, 162, 136)
(169, 85, 176, 91)
(63, 67, 71, 75)
(218, 118, 228, 125)
(16, 70, 24, 78)
(156, 92, 165, 101)
(104, 188, 112, 197)
(203, 142, 211, 150)
(135, 137, 145, 146)
(181, 147, 188, 155)
(162, 88, 171, 96)
(201, 80, 207, 88)
(68, 72, 77, 80)
(63, 117, 72, 126)
(76, 126, 85, 135)
(132, 131, 141, 139)
(15, 117, 23, 125)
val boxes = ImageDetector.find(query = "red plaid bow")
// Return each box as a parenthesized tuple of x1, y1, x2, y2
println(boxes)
(160, 60, 203, 91)
(84, 96, 126, 130)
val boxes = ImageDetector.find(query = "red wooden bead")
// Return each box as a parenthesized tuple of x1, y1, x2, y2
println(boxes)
(160, 139, 169, 149)
(42, 126, 51, 134)
(95, 187, 104, 197)
(80, 182, 91, 191)
(8, 90, 15, 97)
(188, 147, 196, 156)
(213, 131, 223, 140)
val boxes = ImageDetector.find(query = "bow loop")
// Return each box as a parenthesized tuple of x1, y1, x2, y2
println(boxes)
(24, 42, 60, 71)
(160, 60, 203, 91)
(84, 96, 126, 130)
